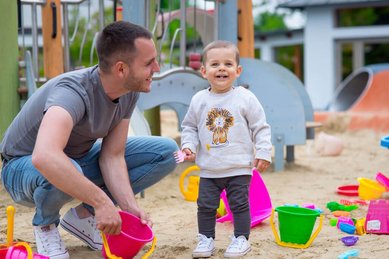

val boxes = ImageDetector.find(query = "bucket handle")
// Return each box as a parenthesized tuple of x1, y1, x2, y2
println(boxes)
(101, 232, 157, 259)
(270, 209, 324, 249)
(10, 242, 34, 259)
(179, 165, 200, 198)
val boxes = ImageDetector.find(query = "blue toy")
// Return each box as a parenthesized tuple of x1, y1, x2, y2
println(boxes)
(338, 249, 359, 259)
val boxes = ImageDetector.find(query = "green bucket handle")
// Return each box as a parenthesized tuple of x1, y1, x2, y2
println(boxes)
(270, 208, 324, 249)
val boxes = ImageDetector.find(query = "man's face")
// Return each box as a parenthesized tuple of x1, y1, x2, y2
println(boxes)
(123, 38, 160, 92)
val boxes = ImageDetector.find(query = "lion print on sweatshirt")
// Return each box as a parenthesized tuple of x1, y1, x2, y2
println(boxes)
(206, 108, 234, 146)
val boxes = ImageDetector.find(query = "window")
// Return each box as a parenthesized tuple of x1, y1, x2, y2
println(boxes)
(336, 6, 389, 27)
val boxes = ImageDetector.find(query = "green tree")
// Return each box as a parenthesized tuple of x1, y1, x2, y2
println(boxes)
(253, 0, 288, 32)
(254, 12, 287, 32)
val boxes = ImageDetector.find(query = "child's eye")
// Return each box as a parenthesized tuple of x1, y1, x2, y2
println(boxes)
(210, 63, 218, 67)
(225, 63, 233, 66)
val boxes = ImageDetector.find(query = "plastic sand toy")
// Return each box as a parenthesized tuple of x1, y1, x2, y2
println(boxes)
(337, 185, 359, 196)
(340, 236, 359, 246)
(365, 199, 389, 234)
(327, 202, 358, 212)
(338, 249, 359, 259)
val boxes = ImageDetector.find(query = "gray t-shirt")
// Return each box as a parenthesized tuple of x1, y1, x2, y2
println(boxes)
(0, 65, 138, 160)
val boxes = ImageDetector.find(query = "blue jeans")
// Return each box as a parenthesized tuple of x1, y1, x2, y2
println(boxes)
(1, 136, 178, 226)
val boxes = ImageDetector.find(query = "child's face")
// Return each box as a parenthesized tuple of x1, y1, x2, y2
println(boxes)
(201, 47, 242, 94)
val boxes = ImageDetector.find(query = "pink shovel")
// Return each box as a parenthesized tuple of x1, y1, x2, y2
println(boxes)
(217, 168, 272, 228)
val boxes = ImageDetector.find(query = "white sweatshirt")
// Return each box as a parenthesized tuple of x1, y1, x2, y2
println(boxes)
(181, 86, 272, 178)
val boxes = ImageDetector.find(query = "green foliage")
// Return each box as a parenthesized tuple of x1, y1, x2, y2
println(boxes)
(274, 45, 304, 81)
(341, 43, 353, 80)
(254, 11, 287, 32)
(365, 43, 389, 65)
(338, 8, 377, 27)
(68, 6, 113, 69)
(337, 7, 389, 27)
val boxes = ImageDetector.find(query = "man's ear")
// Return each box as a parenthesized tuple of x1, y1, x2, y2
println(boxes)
(114, 61, 126, 79)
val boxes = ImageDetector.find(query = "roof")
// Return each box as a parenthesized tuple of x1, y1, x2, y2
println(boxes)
(278, 0, 389, 9)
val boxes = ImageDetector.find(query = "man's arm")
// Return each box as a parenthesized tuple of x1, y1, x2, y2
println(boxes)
(32, 106, 121, 234)
(98, 118, 150, 225)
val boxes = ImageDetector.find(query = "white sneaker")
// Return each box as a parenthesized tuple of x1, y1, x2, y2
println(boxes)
(60, 208, 103, 250)
(192, 234, 215, 258)
(224, 235, 251, 258)
(33, 224, 69, 259)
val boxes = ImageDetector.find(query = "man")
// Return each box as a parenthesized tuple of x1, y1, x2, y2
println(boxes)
(0, 21, 178, 259)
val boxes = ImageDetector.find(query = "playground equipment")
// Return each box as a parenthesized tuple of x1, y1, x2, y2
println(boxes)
(136, 58, 315, 172)
(102, 211, 156, 259)
(132, 0, 316, 171)
(270, 206, 324, 249)
(216, 168, 272, 228)
(315, 64, 389, 131)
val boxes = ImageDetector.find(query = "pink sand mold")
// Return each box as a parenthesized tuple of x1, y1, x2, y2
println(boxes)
(337, 217, 354, 229)
(375, 172, 389, 190)
(217, 168, 272, 228)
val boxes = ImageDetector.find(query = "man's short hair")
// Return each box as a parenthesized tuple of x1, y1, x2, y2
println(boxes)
(96, 21, 152, 72)
(202, 40, 240, 65)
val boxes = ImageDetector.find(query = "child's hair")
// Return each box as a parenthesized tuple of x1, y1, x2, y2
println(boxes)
(202, 40, 240, 65)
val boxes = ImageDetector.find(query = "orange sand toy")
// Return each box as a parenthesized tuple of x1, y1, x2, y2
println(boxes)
(315, 64, 389, 132)
(332, 211, 350, 217)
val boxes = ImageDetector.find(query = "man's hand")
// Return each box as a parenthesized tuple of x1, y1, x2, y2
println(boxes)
(95, 201, 122, 235)
(137, 209, 153, 227)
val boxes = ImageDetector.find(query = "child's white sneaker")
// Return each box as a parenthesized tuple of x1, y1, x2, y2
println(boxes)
(224, 235, 251, 258)
(192, 234, 215, 258)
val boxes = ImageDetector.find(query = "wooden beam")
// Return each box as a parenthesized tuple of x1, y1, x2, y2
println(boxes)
(237, 0, 254, 58)
(41, 0, 64, 79)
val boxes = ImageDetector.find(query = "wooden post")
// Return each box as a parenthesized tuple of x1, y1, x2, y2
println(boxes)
(143, 0, 161, 136)
(0, 0, 19, 139)
(237, 0, 254, 58)
(41, 0, 64, 79)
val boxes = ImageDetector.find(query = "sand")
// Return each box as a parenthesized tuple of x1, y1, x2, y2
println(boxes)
(1, 109, 389, 258)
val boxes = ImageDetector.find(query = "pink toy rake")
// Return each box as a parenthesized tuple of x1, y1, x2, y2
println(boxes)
(174, 150, 185, 163)
(217, 168, 273, 228)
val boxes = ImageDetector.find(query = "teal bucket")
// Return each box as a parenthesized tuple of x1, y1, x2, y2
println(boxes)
(275, 206, 320, 244)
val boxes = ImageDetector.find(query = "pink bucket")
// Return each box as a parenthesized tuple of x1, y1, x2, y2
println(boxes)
(0, 244, 49, 259)
(102, 211, 154, 259)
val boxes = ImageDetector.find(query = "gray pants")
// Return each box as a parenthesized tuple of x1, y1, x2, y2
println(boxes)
(197, 175, 251, 239)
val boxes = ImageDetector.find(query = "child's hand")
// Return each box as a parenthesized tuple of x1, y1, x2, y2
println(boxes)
(254, 159, 270, 173)
(183, 148, 196, 162)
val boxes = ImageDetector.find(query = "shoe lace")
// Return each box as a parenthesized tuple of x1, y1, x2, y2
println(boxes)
(228, 236, 246, 250)
(87, 216, 102, 241)
(196, 234, 212, 249)
(38, 228, 64, 255)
